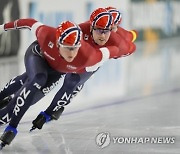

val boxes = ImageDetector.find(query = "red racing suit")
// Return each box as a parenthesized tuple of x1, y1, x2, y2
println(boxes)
(79, 21, 137, 58)
(3, 19, 121, 73)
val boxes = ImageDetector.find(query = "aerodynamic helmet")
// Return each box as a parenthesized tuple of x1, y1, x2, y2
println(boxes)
(105, 7, 122, 25)
(90, 8, 113, 29)
(56, 21, 82, 47)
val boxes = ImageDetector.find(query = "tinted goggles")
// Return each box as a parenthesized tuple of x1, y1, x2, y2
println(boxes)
(93, 28, 112, 34)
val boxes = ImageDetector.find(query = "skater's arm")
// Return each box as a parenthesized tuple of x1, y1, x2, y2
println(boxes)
(110, 31, 137, 58)
(83, 43, 119, 72)
(117, 27, 138, 42)
(0, 18, 43, 36)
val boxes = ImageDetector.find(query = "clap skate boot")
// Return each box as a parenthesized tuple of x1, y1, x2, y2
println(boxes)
(30, 111, 51, 132)
(30, 107, 64, 132)
(0, 96, 12, 109)
(0, 125, 17, 149)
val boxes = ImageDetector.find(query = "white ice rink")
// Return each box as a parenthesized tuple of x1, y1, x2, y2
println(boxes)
(0, 38, 180, 153)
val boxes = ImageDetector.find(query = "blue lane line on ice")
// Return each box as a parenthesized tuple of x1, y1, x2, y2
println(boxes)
(63, 87, 180, 116)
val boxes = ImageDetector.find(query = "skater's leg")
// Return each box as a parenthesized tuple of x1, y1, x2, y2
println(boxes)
(11, 70, 64, 127)
(0, 73, 27, 109)
(70, 84, 84, 100)
(9, 41, 50, 128)
(0, 67, 64, 126)
(31, 72, 94, 130)
(0, 73, 27, 100)
(30, 73, 79, 131)
(30, 73, 80, 131)
(9, 75, 48, 128)
(44, 71, 94, 115)
(45, 73, 81, 115)
(0, 74, 46, 147)
(0, 41, 51, 146)
(62, 71, 95, 106)
(0, 79, 29, 126)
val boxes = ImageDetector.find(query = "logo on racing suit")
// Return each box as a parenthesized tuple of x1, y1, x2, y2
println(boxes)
(53, 92, 72, 111)
(13, 87, 31, 116)
(42, 77, 62, 95)
(84, 34, 89, 40)
(48, 41, 54, 48)
(66, 65, 77, 70)
(0, 77, 16, 92)
(0, 113, 11, 125)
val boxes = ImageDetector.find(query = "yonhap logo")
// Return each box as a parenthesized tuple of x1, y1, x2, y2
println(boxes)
(96, 132, 111, 148)
(95, 132, 175, 149)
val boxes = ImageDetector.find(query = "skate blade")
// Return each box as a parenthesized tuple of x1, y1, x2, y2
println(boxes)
(29, 126, 36, 132)
(0, 142, 6, 150)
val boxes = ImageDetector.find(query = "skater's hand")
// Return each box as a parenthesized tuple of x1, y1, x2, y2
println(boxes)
(0, 24, 5, 35)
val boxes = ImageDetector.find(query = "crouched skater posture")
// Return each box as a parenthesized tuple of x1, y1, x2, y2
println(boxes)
(33, 7, 137, 128)
(0, 18, 121, 148)
(0, 7, 138, 149)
